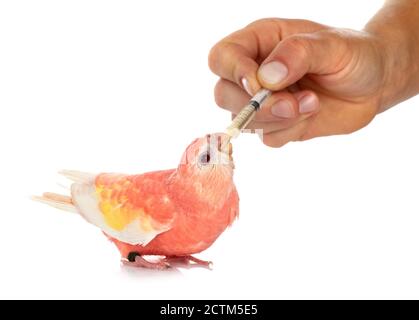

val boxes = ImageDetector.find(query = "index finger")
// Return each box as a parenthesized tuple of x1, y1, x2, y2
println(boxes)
(208, 19, 283, 94)
(208, 18, 327, 94)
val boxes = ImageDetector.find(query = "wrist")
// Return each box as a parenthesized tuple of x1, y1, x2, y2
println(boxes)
(367, 29, 411, 111)
(364, 2, 419, 112)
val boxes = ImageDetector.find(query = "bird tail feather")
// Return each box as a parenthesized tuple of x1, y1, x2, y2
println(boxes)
(58, 169, 95, 183)
(32, 192, 78, 213)
(32, 169, 95, 213)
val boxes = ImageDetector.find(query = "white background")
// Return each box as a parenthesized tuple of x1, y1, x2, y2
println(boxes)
(1, 0, 418, 299)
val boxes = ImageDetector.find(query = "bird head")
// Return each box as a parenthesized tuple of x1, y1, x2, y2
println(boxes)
(179, 132, 234, 174)
(174, 133, 235, 205)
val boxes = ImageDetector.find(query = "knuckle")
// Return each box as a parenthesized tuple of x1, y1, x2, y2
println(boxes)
(213, 80, 226, 107)
(208, 40, 240, 73)
(282, 36, 311, 60)
(325, 28, 353, 41)
(208, 42, 225, 73)
(262, 133, 285, 148)
(322, 29, 350, 50)
(246, 17, 281, 28)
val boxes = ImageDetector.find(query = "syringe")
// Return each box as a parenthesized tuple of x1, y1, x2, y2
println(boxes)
(225, 88, 271, 139)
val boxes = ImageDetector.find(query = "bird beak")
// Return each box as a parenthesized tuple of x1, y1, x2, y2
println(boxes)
(217, 135, 233, 162)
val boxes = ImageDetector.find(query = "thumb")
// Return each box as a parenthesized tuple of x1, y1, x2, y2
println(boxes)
(257, 30, 350, 90)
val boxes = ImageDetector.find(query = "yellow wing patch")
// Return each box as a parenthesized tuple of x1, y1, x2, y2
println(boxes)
(96, 177, 137, 231)
(94, 173, 173, 235)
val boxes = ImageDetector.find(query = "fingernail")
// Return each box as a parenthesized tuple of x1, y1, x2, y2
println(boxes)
(298, 94, 318, 113)
(259, 61, 288, 85)
(241, 77, 253, 96)
(271, 100, 295, 118)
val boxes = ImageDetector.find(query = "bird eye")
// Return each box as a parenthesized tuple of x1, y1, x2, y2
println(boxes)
(199, 152, 211, 165)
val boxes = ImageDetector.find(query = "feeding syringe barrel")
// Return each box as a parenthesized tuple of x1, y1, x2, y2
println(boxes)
(225, 88, 271, 139)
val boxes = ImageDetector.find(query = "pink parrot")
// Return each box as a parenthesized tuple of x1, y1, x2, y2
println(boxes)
(33, 133, 239, 269)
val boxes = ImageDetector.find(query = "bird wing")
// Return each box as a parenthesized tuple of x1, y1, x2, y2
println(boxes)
(71, 170, 176, 246)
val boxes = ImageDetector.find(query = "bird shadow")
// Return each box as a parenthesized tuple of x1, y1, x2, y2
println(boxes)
(120, 264, 183, 278)
(119, 261, 211, 279)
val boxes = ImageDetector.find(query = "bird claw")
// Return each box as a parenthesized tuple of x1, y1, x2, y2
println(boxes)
(122, 254, 171, 270)
(164, 255, 213, 269)
(122, 252, 213, 270)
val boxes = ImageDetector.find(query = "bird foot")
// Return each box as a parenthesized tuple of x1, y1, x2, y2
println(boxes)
(122, 252, 213, 270)
(122, 252, 170, 270)
(164, 255, 213, 269)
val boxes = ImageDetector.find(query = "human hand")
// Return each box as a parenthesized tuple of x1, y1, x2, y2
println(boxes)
(209, 18, 389, 147)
